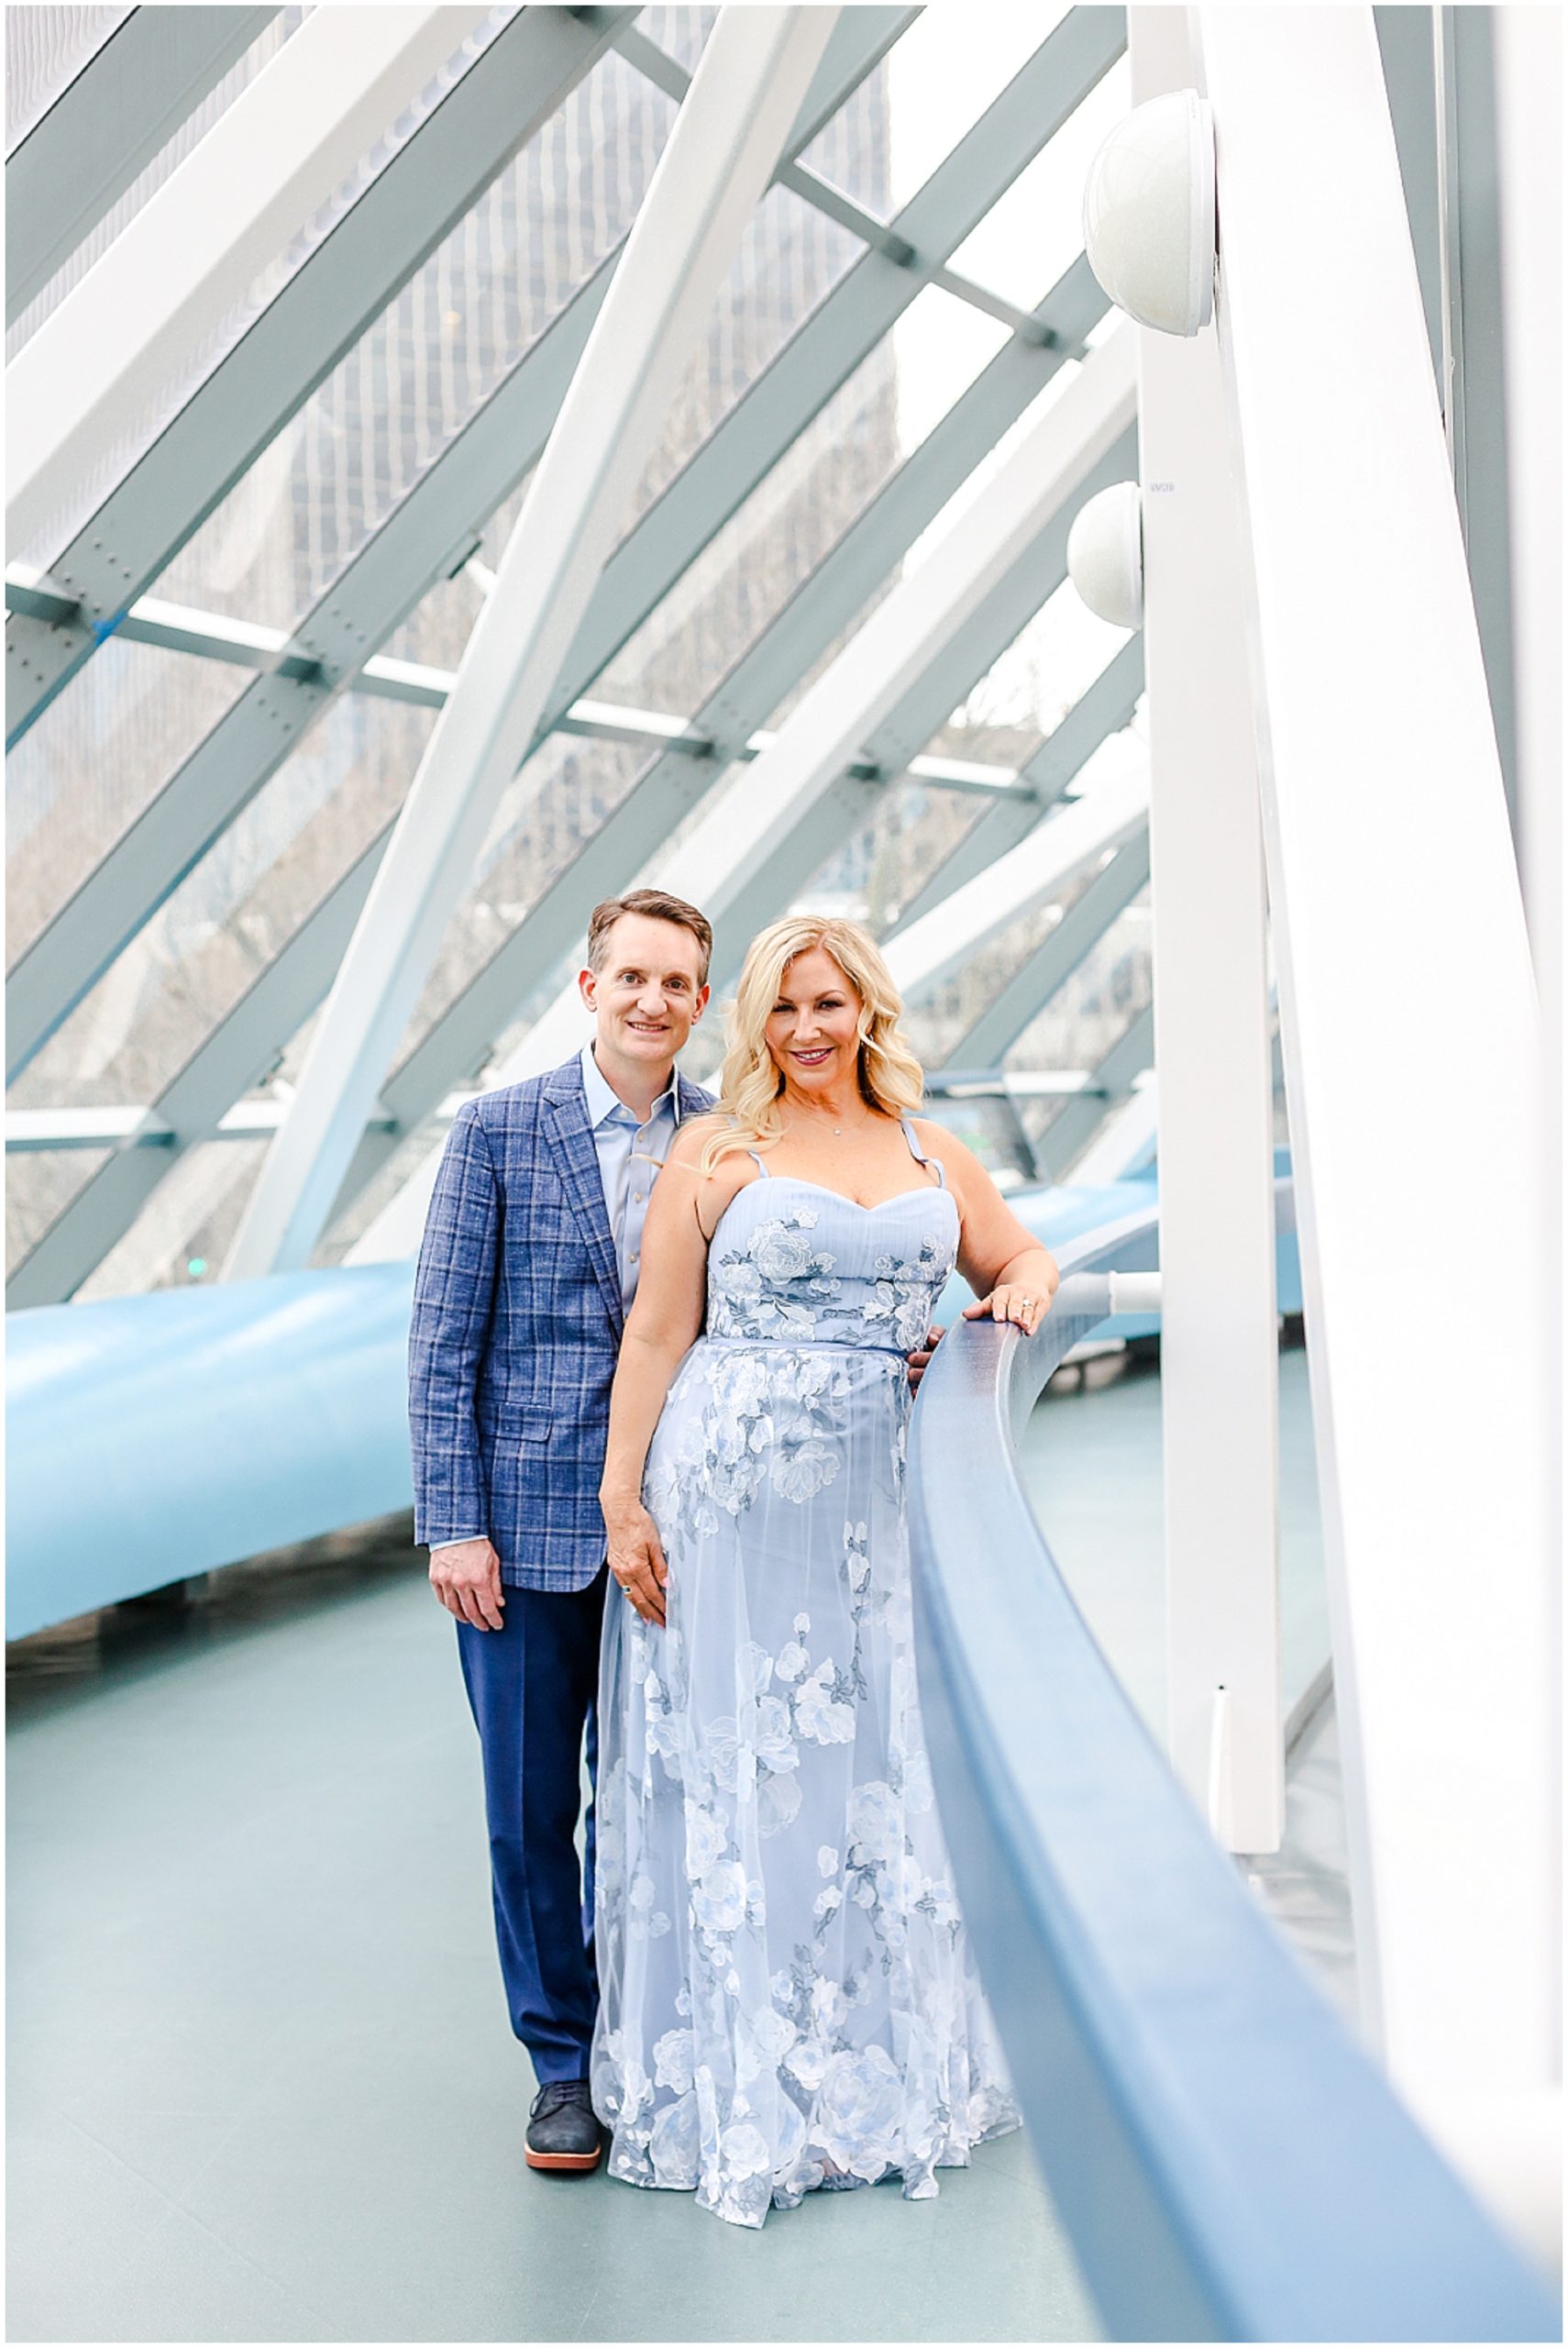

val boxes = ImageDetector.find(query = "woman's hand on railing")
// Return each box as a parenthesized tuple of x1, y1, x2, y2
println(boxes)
(962, 1281, 1053, 1335)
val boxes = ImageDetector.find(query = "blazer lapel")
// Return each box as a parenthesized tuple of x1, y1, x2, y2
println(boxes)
(544, 1061, 624, 1334)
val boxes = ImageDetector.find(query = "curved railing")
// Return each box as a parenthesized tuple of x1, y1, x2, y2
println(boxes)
(907, 1205, 1557, 2342)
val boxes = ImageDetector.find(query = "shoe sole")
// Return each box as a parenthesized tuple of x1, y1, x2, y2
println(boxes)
(525, 2144, 603, 2173)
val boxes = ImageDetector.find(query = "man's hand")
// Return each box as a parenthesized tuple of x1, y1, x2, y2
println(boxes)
(604, 1503, 669, 1628)
(430, 1535, 505, 1631)
(905, 1324, 946, 1393)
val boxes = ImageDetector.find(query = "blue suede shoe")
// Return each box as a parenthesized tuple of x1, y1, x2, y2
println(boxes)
(525, 2078, 603, 2173)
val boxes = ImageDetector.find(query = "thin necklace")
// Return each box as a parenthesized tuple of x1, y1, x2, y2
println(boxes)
(790, 1102, 867, 1140)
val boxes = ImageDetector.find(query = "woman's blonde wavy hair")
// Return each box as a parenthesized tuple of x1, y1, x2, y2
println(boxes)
(698, 915, 926, 1175)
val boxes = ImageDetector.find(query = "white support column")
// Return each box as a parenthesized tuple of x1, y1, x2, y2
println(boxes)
(1493, 21, 1563, 2125)
(225, 6, 840, 1282)
(6, 4, 490, 558)
(1191, 0, 1555, 2194)
(1131, 8, 1282, 1856)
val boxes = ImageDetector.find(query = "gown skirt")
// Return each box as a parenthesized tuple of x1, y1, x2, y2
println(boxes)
(591, 1132, 1020, 2229)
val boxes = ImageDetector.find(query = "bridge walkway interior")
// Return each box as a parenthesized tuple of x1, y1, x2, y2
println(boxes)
(7, 1349, 1334, 2344)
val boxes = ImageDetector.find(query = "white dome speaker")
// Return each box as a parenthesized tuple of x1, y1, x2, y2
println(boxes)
(1083, 89, 1216, 337)
(1066, 482, 1144, 630)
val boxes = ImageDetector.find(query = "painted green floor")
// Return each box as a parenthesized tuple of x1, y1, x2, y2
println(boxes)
(7, 1527, 1099, 2344)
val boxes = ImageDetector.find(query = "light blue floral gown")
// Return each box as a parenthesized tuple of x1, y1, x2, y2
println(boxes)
(591, 1118, 1020, 2229)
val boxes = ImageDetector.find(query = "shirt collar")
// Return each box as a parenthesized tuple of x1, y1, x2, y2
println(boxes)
(580, 1041, 682, 1129)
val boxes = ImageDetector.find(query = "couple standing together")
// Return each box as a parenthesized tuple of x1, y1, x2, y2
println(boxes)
(408, 889, 1058, 2230)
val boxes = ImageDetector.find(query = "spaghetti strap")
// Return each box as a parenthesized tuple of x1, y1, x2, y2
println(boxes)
(746, 1147, 768, 1175)
(900, 1113, 945, 1190)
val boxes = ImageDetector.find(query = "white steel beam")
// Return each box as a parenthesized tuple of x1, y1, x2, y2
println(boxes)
(1033, 998, 1154, 1181)
(885, 755, 1150, 1005)
(1494, 28, 1562, 2154)
(6, 5, 490, 559)
(224, 6, 841, 1283)
(3, 568, 1033, 788)
(1132, 7, 1282, 1860)
(509, 329, 1139, 1067)
(1192, 1, 1555, 2192)
(10, 258, 1110, 1300)
(347, 260, 1109, 1114)
(936, 826, 1151, 1069)
(4, 7, 896, 1085)
(350, 334, 1140, 1264)
(4, 1101, 404, 1152)
(886, 635, 1145, 939)
(6, 6, 280, 326)
(5, 6, 635, 746)
(1067, 1071, 1159, 1184)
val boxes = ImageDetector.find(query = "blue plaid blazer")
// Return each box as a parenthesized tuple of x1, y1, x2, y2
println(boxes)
(407, 1053, 713, 1589)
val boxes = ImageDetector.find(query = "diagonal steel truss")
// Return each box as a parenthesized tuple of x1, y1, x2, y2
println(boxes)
(887, 634, 1145, 936)
(934, 827, 1153, 1069)
(5, 6, 911, 1081)
(1032, 997, 1155, 1181)
(6, 5, 281, 327)
(7, 6, 499, 559)
(7, 11, 1149, 1299)
(331, 264, 1113, 1231)
(5, 5, 637, 747)
(349, 373, 1143, 1263)
(222, 5, 848, 1280)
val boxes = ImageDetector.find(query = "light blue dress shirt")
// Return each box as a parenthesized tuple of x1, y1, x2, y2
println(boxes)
(578, 1040, 683, 1310)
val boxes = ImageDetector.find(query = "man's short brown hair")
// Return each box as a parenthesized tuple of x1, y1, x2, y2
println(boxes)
(586, 890, 713, 985)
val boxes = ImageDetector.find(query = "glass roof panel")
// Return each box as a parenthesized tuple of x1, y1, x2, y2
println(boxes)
(11, 8, 515, 570)
(900, 880, 1151, 1086)
(591, 330, 900, 719)
(690, 285, 1010, 741)
(618, 173, 872, 533)
(75, 1137, 268, 1301)
(5, 5, 127, 151)
(934, 576, 1139, 758)
(6, 10, 308, 353)
(6, 639, 251, 964)
(6, 1146, 110, 1281)
(391, 730, 649, 1077)
(320, 1110, 454, 1267)
(812, 6, 1063, 212)
(158, 47, 679, 631)
(943, 51, 1132, 307)
(795, 775, 1002, 940)
(9, 691, 437, 1112)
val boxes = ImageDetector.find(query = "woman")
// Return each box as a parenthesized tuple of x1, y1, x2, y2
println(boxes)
(591, 915, 1059, 2228)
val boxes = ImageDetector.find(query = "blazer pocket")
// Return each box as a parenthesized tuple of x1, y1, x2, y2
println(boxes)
(491, 1403, 554, 1444)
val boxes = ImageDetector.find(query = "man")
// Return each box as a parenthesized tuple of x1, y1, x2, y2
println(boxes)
(409, 889, 714, 2174)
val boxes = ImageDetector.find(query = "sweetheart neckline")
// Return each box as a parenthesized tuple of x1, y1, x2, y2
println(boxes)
(711, 1173, 958, 1243)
